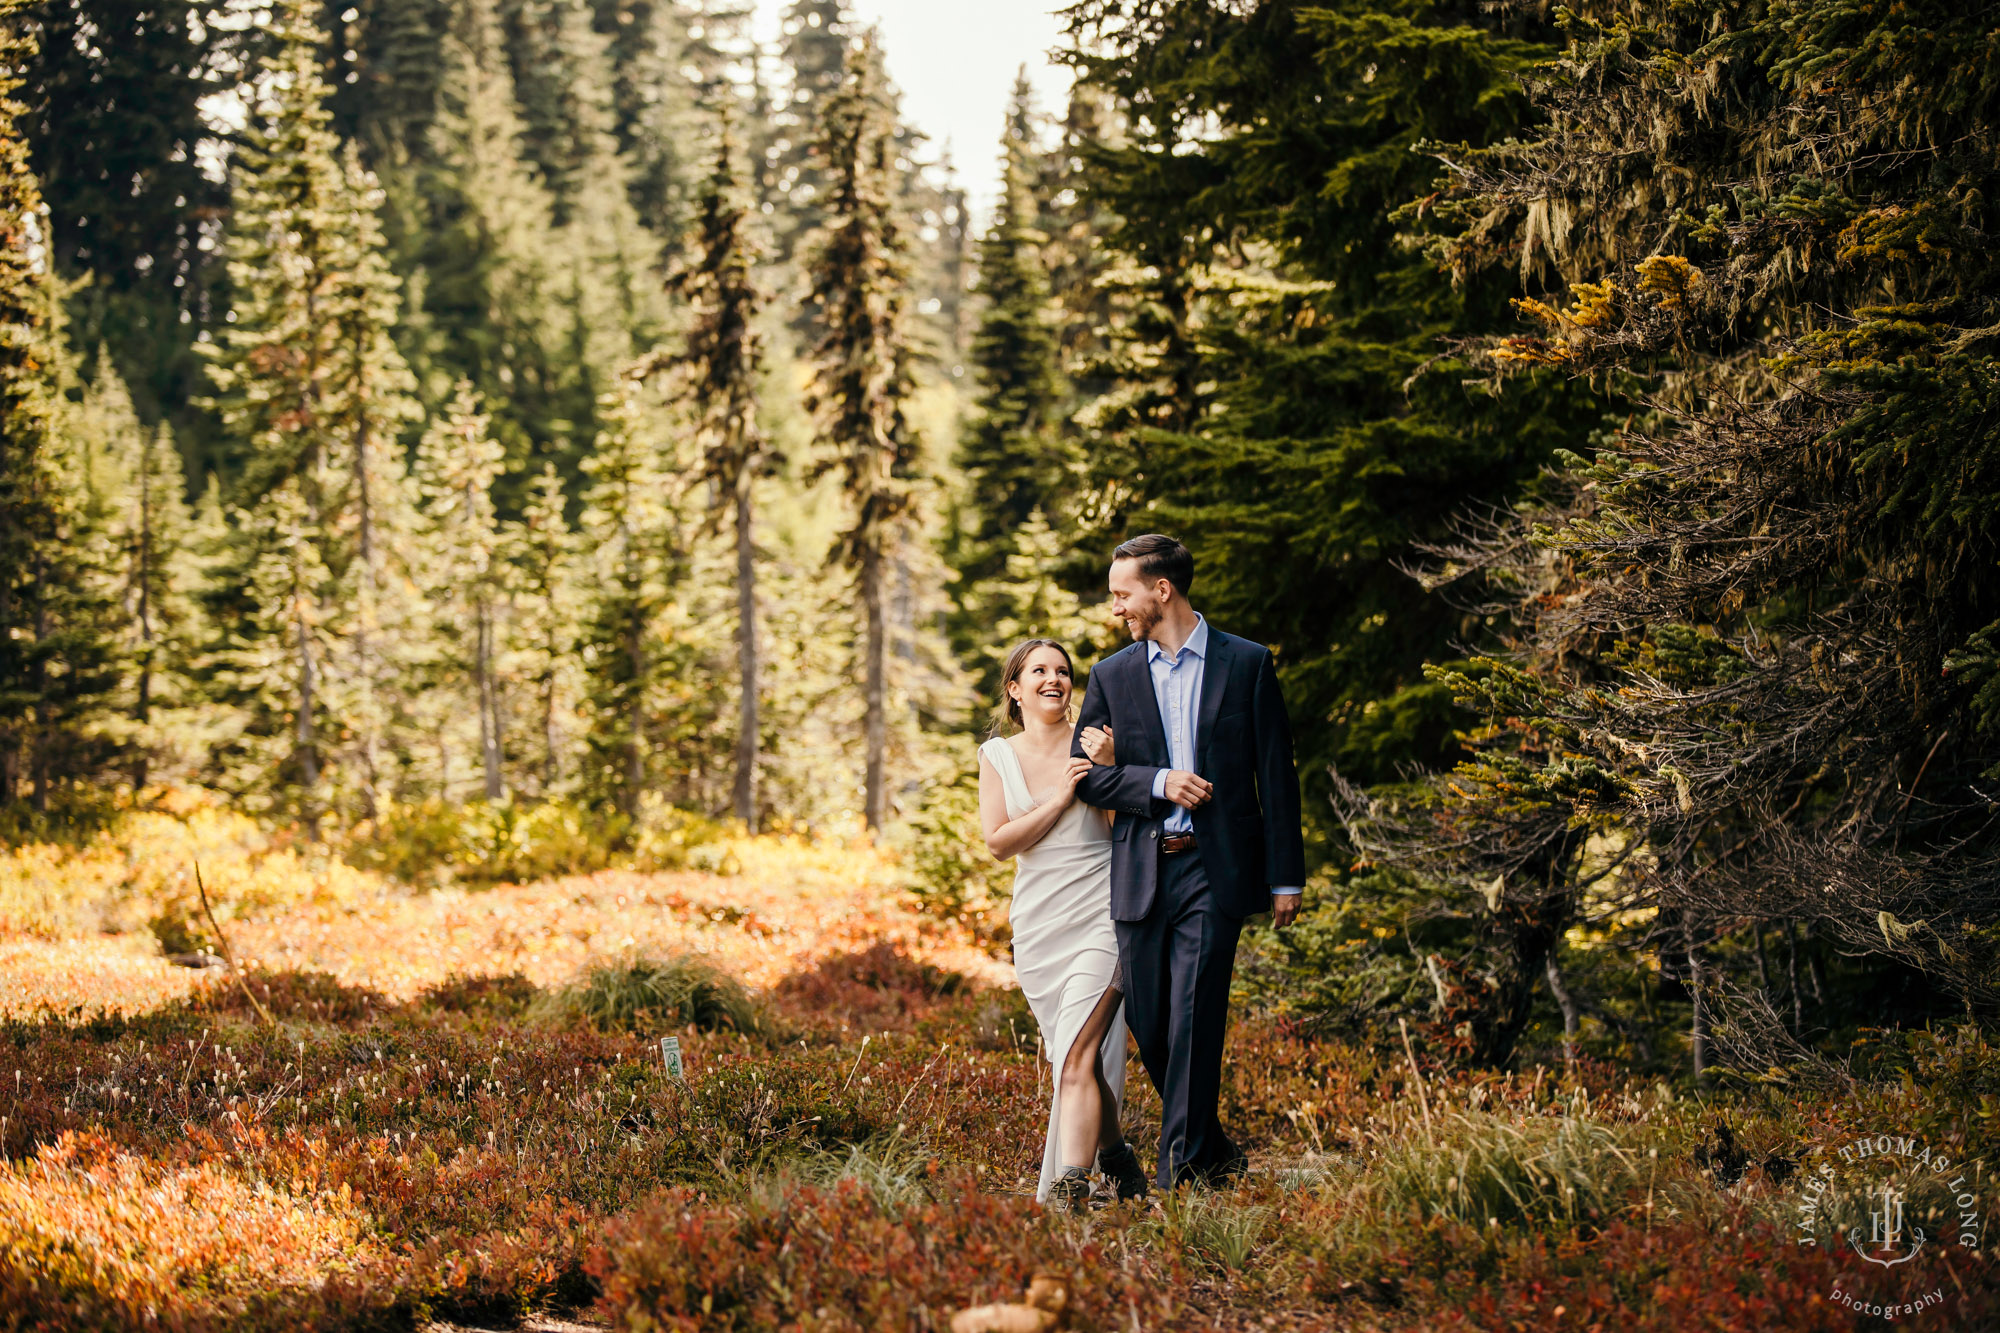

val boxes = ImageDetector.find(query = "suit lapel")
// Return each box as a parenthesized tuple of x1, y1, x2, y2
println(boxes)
(1195, 630, 1233, 766)
(1119, 647, 1170, 764)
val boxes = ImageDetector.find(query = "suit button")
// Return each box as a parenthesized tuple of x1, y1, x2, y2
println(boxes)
(1150, 829, 1158, 838)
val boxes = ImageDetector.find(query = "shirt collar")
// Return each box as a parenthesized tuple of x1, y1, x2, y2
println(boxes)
(1147, 614, 1209, 664)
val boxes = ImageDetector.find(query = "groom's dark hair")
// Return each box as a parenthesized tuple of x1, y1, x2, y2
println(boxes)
(1113, 533, 1194, 598)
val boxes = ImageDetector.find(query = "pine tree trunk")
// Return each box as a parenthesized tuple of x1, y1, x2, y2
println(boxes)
(295, 602, 321, 834)
(1785, 917, 1805, 1033)
(1806, 932, 1828, 1006)
(352, 410, 380, 819)
(861, 544, 886, 831)
(133, 444, 154, 791)
(1544, 948, 1579, 1070)
(0, 569, 12, 803)
(1687, 945, 1708, 1081)
(30, 551, 48, 814)
(477, 598, 503, 801)
(624, 609, 645, 816)
(541, 671, 559, 794)
(732, 481, 759, 828)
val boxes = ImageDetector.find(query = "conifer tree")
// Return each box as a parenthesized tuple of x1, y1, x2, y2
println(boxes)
(0, 0, 123, 810)
(642, 120, 771, 825)
(1349, 0, 2000, 1060)
(504, 462, 580, 795)
(967, 508, 1094, 672)
(205, 0, 422, 823)
(769, 0, 851, 269)
(419, 0, 569, 483)
(328, 0, 449, 162)
(1041, 82, 1118, 408)
(415, 382, 507, 800)
(73, 358, 204, 788)
(576, 385, 678, 813)
(440, 0, 663, 485)
(805, 36, 918, 831)
(1059, 0, 1594, 793)
(504, 0, 610, 220)
(951, 74, 1073, 683)
(587, 0, 706, 250)
(19, 0, 236, 466)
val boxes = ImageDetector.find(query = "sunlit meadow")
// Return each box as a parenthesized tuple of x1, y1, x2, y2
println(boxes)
(3, 794, 1998, 1331)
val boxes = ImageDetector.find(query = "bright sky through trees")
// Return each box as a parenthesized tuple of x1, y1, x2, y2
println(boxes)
(751, 0, 1071, 218)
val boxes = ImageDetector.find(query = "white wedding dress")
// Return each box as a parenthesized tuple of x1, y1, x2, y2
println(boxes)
(981, 736, 1127, 1202)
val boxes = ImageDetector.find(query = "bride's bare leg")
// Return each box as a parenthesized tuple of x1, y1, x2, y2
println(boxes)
(1057, 983, 1126, 1169)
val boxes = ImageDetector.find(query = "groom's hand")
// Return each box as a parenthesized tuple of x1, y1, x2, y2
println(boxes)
(1161, 770, 1212, 809)
(1271, 893, 1300, 928)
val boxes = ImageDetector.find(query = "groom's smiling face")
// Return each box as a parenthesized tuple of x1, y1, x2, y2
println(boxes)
(1108, 558, 1167, 642)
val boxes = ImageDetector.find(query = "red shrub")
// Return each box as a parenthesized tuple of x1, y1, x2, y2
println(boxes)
(1357, 1214, 2000, 1331)
(772, 943, 969, 1035)
(194, 969, 388, 1023)
(589, 1172, 1154, 1332)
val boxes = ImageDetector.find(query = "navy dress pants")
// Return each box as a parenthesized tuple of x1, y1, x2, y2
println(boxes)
(1115, 848, 1243, 1189)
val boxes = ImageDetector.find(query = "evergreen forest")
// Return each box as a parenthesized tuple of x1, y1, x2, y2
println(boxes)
(5, 0, 2000, 1327)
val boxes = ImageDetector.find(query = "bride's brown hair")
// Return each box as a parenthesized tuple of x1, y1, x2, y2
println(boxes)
(991, 638, 1075, 737)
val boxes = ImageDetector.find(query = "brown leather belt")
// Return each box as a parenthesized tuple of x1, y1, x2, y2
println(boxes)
(1161, 833, 1197, 855)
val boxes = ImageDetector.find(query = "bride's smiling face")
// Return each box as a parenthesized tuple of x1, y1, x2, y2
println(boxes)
(1009, 646, 1074, 724)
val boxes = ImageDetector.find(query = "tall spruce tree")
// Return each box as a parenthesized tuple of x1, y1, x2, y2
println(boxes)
(1058, 0, 1596, 796)
(419, 0, 572, 488)
(0, 0, 121, 809)
(1052, 0, 1608, 1063)
(415, 382, 507, 800)
(1041, 82, 1118, 419)
(205, 0, 422, 823)
(327, 0, 450, 162)
(74, 358, 205, 788)
(20, 0, 238, 468)
(576, 384, 678, 813)
(805, 36, 918, 832)
(769, 0, 850, 270)
(966, 507, 1094, 673)
(585, 0, 704, 251)
(1337, 0, 2000, 1067)
(642, 120, 771, 825)
(503, 462, 580, 795)
(951, 72, 1073, 685)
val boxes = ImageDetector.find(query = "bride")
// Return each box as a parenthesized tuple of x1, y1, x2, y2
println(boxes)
(977, 638, 1147, 1210)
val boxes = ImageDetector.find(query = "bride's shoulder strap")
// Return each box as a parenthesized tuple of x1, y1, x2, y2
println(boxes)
(979, 736, 1030, 809)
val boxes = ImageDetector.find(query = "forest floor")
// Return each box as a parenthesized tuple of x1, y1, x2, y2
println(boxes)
(4, 806, 2000, 1330)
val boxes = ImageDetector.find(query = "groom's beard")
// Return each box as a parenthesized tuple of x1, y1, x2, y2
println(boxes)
(1123, 603, 1162, 641)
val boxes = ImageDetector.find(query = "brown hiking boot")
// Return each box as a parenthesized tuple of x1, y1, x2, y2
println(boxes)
(1048, 1166, 1094, 1214)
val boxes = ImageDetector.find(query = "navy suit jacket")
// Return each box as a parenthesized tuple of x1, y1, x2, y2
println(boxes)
(1071, 629, 1307, 921)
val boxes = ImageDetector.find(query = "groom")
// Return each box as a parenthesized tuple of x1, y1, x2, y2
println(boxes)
(1072, 533, 1306, 1191)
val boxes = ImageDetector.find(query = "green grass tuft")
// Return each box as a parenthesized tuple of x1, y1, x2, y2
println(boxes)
(1369, 1110, 1644, 1227)
(534, 954, 766, 1037)
(1130, 1189, 1273, 1272)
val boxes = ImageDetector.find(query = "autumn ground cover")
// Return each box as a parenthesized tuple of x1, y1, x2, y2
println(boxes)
(4, 803, 2000, 1331)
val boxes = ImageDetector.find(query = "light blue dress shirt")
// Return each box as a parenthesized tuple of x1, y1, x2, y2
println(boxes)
(1144, 615, 1299, 895)
(1146, 616, 1209, 835)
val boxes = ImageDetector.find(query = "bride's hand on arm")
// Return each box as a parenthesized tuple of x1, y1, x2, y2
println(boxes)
(1079, 725, 1115, 766)
(980, 751, 1080, 861)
